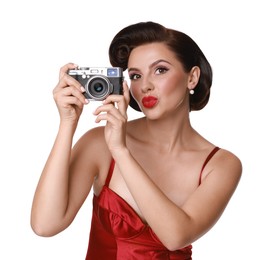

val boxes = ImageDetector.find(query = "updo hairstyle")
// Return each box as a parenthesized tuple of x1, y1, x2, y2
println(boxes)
(109, 21, 212, 111)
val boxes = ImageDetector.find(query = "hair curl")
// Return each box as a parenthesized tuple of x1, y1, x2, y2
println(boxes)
(109, 21, 212, 111)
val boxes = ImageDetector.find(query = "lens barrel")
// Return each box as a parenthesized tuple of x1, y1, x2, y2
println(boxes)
(86, 76, 113, 100)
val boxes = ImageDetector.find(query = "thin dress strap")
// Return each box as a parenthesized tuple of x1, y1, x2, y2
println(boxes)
(105, 159, 115, 187)
(199, 147, 220, 186)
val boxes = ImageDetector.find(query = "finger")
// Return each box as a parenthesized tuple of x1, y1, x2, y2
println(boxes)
(59, 63, 78, 80)
(95, 110, 125, 125)
(61, 96, 85, 109)
(94, 103, 126, 123)
(54, 85, 88, 105)
(53, 74, 85, 95)
(63, 85, 88, 104)
(54, 92, 85, 112)
(94, 103, 118, 116)
(103, 93, 128, 115)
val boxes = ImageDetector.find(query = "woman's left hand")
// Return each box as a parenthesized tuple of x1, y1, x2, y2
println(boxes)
(93, 81, 130, 156)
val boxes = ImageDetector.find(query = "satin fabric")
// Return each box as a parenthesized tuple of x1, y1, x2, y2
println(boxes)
(86, 185, 192, 259)
(86, 147, 220, 259)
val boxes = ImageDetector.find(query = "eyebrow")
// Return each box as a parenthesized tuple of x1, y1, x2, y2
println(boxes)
(128, 59, 172, 72)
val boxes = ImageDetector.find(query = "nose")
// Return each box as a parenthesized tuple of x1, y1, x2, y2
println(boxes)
(141, 77, 154, 93)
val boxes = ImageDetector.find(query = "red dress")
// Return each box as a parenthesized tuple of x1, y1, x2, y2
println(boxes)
(85, 147, 220, 259)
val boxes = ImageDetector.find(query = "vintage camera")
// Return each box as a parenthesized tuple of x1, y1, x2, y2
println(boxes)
(68, 67, 123, 101)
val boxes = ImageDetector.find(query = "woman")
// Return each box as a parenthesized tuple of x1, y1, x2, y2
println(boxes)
(31, 21, 242, 259)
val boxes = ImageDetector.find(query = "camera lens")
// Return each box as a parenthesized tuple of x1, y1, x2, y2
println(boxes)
(93, 82, 104, 93)
(86, 76, 112, 100)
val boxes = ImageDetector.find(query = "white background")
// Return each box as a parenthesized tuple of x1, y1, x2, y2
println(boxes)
(1, 0, 275, 259)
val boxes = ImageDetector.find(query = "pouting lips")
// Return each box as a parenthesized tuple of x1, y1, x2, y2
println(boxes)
(142, 96, 158, 108)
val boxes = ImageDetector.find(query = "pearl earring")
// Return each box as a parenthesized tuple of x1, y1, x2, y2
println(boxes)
(189, 89, 194, 95)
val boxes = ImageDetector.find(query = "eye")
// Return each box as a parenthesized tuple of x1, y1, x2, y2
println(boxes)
(129, 73, 141, 80)
(155, 67, 168, 75)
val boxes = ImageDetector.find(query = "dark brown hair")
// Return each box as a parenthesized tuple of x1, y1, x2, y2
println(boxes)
(109, 21, 212, 111)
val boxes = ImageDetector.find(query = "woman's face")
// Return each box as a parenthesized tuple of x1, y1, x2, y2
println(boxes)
(127, 43, 191, 119)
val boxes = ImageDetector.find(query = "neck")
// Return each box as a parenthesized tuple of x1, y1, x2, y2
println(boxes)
(141, 110, 196, 154)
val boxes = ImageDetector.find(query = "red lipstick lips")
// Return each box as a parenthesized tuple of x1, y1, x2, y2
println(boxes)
(142, 96, 158, 108)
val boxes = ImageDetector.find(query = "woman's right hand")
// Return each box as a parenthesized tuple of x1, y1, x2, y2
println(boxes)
(53, 63, 88, 125)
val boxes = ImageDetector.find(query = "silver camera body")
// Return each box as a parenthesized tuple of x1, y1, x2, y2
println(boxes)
(68, 67, 123, 101)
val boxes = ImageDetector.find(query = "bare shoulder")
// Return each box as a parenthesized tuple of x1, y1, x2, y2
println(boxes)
(73, 126, 107, 152)
(183, 148, 242, 243)
(71, 126, 111, 175)
(78, 125, 105, 142)
(202, 147, 242, 192)
(215, 148, 242, 179)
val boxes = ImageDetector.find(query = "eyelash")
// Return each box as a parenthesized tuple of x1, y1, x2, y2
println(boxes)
(129, 67, 169, 80)
(156, 67, 168, 74)
(129, 74, 140, 80)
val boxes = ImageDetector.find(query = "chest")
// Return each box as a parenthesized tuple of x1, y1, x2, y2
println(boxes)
(106, 154, 204, 221)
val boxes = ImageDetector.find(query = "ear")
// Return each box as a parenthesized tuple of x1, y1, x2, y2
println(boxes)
(188, 66, 200, 90)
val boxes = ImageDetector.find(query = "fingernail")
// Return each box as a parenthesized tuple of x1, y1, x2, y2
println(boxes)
(81, 86, 85, 92)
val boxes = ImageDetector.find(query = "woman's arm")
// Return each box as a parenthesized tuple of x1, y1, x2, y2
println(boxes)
(31, 63, 98, 236)
(113, 148, 242, 250)
(31, 124, 103, 237)
(31, 122, 78, 236)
